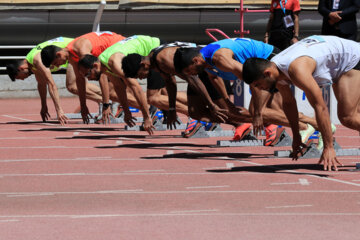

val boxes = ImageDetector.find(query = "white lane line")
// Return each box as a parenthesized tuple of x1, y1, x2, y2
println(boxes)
(75, 156, 112, 160)
(266, 205, 313, 209)
(123, 170, 165, 173)
(169, 209, 218, 214)
(271, 179, 311, 186)
(73, 132, 80, 135)
(2, 190, 360, 197)
(0, 146, 93, 149)
(166, 150, 174, 155)
(2, 115, 54, 126)
(0, 137, 55, 140)
(237, 160, 360, 187)
(0, 219, 19, 223)
(0, 158, 141, 163)
(0, 213, 359, 219)
(186, 185, 229, 189)
(226, 163, 234, 168)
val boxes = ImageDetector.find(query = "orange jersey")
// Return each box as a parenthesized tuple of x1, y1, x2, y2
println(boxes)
(66, 31, 126, 62)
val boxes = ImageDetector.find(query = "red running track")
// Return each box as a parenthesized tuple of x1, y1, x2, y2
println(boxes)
(0, 97, 359, 240)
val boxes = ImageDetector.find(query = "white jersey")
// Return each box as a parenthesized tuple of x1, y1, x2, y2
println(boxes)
(272, 35, 360, 86)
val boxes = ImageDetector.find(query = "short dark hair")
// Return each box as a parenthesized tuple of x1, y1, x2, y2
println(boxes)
(242, 58, 271, 85)
(79, 54, 98, 69)
(41, 45, 62, 67)
(122, 53, 142, 78)
(6, 59, 23, 81)
(173, 47, 201, 74)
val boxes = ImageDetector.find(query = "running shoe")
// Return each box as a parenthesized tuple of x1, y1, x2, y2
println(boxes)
(232, 123, 252, 141)
(115, 106, 124, 118)
(183, 119, 202, 138)
(317, 123, 336, 150)
(300, 124, 316, 143)
(264, 124, 279, 146)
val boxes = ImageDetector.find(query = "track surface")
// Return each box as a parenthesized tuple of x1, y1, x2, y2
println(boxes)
(0, 97, 359, 240)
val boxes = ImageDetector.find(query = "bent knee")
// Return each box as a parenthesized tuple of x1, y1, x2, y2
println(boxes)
(66, 85, 78, 95)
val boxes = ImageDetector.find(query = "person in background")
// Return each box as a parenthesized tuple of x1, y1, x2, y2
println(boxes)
(318, 0, 360, 41)
(264, 0, 301, 50)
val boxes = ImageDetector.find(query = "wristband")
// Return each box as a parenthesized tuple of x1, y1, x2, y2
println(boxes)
(103, 102, 112, 110)
(169, 107, 176, 111)
(293, 35, 299, 40)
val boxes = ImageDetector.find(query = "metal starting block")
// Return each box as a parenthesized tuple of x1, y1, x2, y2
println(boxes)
(216, 128, 293, 147)
(65, 113, 97, 119)
(274, 139, 359, 159)
(125, 117, 185, 131)
(182, 124, 234, 138)
(87, 116, 143, 124)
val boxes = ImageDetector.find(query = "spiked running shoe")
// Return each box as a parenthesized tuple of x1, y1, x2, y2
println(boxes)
(232, 123, 252, 141)
(300, 124, 316, 143)
(183, 119, 202, 138)
(264, 124, 280, 146)
(317, 123, 336, 150)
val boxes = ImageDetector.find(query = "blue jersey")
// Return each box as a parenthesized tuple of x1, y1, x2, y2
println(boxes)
(200, 38, 274, 80)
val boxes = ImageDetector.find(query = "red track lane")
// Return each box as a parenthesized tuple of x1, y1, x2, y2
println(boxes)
(0, 97, 359, 240)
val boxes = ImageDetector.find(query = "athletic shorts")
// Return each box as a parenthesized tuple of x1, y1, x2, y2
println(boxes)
(267, 47, 281, 60)
(187, 71, 221, 101)
(353, 59, 360, 71)
(147, 69, 165, 90)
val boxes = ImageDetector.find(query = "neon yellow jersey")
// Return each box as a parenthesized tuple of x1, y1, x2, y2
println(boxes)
(99, 35, 160, 73)
(26, 37, 73, 72)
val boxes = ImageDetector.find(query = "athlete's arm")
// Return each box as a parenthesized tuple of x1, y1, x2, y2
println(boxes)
(292, 12, 300, 43)
(109, 54, 154, 135)
(161, 73, 178, 128)
(34, 73, 50, 122)
(288, 57, 341, 170)
(33, 53, 68, 125)
(98, 73, 112, 124)
(212, 49, 243, 80)
(250, 86, 272, 136)
(208, 74, 229, 100)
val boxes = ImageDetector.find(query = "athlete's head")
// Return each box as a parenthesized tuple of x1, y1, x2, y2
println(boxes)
(6, 59, 32, 81)
(243, 58, 277, 92)
(122, 54, 150, 79)
(41, 45, 67, 68)
(78, 54, 101, 80)
(173, 47, 204, 75)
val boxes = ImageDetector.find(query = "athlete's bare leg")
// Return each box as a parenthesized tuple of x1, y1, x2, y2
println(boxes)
(332, 69, 360, 131)
(147, 88, 188, 116)
(65, 64, 102, 104)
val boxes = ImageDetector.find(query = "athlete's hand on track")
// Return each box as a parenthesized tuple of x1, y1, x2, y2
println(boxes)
(289, 137, 308, 160)
(318, 147, 343, 171)
(143, 117, 155, 135)
(124, 111, 136, 128)
(252, 115, 264, 137)
(166, 110, 180, 130)
(56, 109, 69, 126)
(102, 108, 114, 125)
(40, 106, 50, 122)
(209, 104, 228, 123)
(81, 106, 92, 124)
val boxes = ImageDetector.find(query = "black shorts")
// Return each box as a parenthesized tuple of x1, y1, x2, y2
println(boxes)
(147, 69, 165, 90)
(187, 71, 221, 101)
(353, 59, 360, 71)
(267, 46, 281, 60)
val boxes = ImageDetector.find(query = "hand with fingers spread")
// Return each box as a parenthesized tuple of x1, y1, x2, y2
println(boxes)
(252, 114, 264, 137)
(166, 109, 179, 130)
(318, 147, 343, 171)
(56, 109, 69, 126)
(209, 104, 228, 123)
(80, 105, 92, 124)
(124, 110, 136, 128)
(143, 117, 155, 135)
(40, 106, 50, 122)
(101, 107, 114, 125)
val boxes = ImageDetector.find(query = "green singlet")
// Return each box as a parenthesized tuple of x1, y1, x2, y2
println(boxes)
(99, 35, 160, 74)
(26, 37, 73, 72)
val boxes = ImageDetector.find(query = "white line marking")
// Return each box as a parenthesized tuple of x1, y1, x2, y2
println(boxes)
(123, 170, 165, 173)
(75, 156, 112, 160)
(116, 140, 122, 145)
(0, 219, 19, 223)
(73, 132, 80, 135)
(166, 150, 174, 155)
(5, 189, 143, 197)
(2, 115, 54, 126)
(299, 178, 310, 185)
(169, 209, 218, 214)
(186, 185, 229, 189)
(0, 213, 359, 219)
(226, 163, 234, 168)
(266, 205, 313, 209)
(0, 146, 92, 149)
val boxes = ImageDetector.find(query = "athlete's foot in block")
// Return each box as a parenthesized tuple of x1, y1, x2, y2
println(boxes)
(264, 124, 280, 146)
(183, 119, 202, 138)
(300, 124, 316, 143)
(317, 123, 336, 150)
(232, 123, 252, 141)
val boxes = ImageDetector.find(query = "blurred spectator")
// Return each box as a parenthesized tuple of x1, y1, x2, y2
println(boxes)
(264, 0, 301, 50)
(318, 0, 360, 41)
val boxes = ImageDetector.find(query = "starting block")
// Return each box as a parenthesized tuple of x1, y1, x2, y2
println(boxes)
(87, 116, 143, 124)
(125, 117, 185, 131)
(65, 113, 97, 119)
(274, 139, 359, 159)
(216, 128, 293, 147)
(182, 124, 234, 138)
